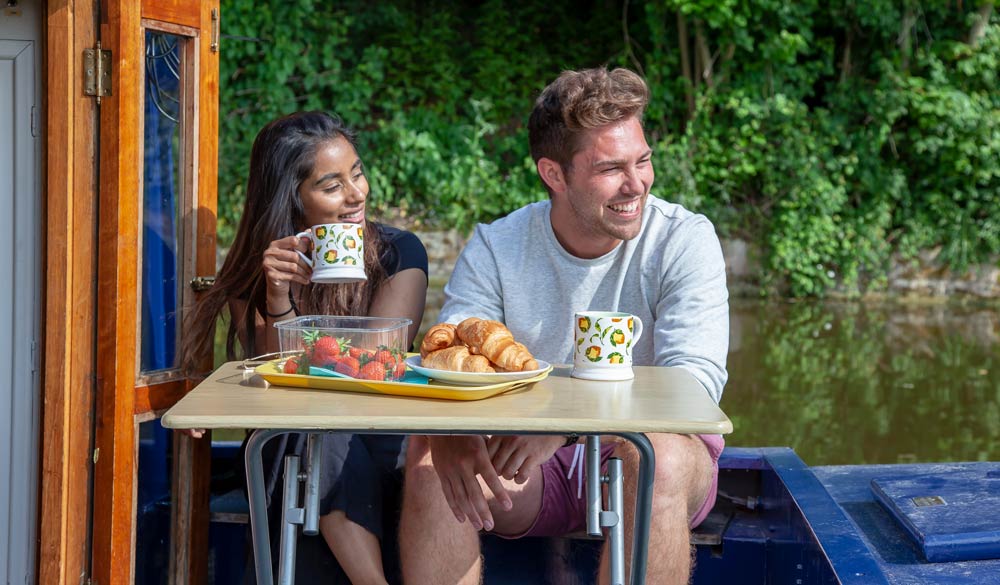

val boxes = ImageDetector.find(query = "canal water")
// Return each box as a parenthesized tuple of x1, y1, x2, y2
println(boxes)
(724, 299, 999, 466)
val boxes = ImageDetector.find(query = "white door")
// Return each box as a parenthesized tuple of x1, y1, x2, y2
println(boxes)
(0, 3, 43, 585)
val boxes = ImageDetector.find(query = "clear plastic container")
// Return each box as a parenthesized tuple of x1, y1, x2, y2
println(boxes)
(273, 315, 412, 381)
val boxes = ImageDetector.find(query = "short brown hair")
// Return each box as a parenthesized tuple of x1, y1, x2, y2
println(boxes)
(528, 67, 649, 168)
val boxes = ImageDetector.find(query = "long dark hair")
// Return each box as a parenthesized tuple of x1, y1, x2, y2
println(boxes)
(181, 112, 387, 373)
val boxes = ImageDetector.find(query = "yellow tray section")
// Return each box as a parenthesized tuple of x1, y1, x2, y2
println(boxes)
(255, 359, 552, 401)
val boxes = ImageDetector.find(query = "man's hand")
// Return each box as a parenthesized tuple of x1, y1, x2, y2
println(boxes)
(428, 435, 512, 531)
(486, 435, 565, 484)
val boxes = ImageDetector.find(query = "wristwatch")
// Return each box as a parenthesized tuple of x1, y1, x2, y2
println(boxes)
(562, 433, 580, 448)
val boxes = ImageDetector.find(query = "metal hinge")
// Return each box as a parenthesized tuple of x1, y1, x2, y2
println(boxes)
(210, 8, 220, 53)
(83, 42, 112, 104)
(190, 276, 216, 292)
(30, 105, 38, 137)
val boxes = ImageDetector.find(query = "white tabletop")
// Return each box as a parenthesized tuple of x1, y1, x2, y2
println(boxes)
(162, 361, 732, 435)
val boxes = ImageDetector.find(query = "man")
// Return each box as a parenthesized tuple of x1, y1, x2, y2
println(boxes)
(399, 67, 729, 584)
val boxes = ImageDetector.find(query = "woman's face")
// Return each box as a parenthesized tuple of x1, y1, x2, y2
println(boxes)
(298, 136, 369, 228)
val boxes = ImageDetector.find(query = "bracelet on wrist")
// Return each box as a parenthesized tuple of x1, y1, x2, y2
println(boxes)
(264, 305, 295, 319)
(263, 288, 301, 319)
(562, 433, 580, 448)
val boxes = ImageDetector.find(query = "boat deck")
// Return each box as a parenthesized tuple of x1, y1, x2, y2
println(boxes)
(814, 460, 1000, 585)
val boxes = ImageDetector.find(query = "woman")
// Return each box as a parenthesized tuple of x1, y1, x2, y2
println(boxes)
(182, 111, 427, 584)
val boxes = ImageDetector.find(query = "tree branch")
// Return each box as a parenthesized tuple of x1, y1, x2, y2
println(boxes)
(621, 0, 645, 76)
(840, 27, 853, 84)
(695, 19, 714, 88)
(968, 2, 994, 47)
(677, 10, 695, 117)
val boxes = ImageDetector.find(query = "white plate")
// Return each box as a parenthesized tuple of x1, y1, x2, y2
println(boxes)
(404, 355, 552, 386)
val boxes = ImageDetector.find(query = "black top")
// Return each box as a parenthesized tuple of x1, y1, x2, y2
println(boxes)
(376, 223, 428, 278)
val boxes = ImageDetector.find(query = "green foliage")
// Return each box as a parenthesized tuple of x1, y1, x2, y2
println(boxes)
(218, 0, 999, 296)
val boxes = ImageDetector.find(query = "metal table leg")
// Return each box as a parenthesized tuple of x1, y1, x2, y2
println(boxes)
(585, 436, 624, 585)
(246, 428, 285, 585)
(583, 433, 656, 585)
(247, 430, 324, 585)
(247, 428, 654, 585)
(618, 432, 655, 585)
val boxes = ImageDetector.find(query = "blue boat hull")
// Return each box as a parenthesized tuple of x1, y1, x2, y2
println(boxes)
(137, 444, 1000, 584)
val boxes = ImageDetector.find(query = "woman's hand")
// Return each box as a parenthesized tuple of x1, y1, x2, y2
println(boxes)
(262, 233, 312, 298)
(181, 428, 206, 438)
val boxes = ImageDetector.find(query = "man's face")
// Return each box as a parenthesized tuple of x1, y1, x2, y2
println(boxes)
(549, 117, 654, 258)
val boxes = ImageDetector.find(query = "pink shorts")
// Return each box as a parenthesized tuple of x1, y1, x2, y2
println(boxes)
(508, 434, 724, 538)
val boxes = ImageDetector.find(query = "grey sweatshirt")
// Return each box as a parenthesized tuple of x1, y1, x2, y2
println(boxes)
(438, 196, 729, 404)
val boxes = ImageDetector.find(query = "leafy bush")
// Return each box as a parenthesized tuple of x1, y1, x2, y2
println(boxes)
(218, 0, 999, 296)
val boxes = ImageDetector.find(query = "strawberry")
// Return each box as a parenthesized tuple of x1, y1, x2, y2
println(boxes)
(283, 356, 300, 374)
(359, 360, 389, 381)
(312, 336, 343, 366)
(350, 347, 375, 362)
(393, 360, 407, 379)
(303, 331, 347, 366)
(334, 356, 360, 378)
(373, 347, 395, 364)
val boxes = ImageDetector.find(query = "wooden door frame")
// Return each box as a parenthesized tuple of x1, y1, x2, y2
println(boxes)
(39, 1, 219, 584)
(39, 2, 100, 585)
(94, 1, 219, 584)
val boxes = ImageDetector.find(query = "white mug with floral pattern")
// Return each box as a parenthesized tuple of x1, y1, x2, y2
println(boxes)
(571, 311, 644, 381)
(295, 223, 367, 284)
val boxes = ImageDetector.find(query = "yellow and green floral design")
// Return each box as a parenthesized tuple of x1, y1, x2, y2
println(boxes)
(575, 313, 637, 365)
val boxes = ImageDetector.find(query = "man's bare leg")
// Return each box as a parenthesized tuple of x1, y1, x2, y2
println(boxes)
(319, 511, 389, 585)
(597, 433, 714, 585)
(399, 436, 547, 585)
(399, 436, 483, 585)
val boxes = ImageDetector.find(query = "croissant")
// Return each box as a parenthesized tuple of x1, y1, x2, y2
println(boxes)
(420, 323, 459, 357)
(455, 318, 538, 372)
(422, 345, 496, 373)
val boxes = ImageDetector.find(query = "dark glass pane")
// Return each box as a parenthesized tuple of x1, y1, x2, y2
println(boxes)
(135, 419, 171, 585)
(140, 31, 183, 373)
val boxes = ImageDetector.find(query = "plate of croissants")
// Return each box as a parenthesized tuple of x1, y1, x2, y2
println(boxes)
(409, 317, 552, 386)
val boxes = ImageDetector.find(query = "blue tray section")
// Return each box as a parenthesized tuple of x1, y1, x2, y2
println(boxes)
(870, 470, 1000, 562)
(814, 461, 1000, 584)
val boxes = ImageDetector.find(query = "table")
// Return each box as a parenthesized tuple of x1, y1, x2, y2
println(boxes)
(163, 361, 732, 585)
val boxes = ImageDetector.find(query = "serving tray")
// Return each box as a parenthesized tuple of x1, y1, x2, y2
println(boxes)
(254, 358, 551, 401)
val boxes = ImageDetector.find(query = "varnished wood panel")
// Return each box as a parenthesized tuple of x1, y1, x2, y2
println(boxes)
(141, 0, 200, 29)
(39, 3, 98, 585)
(134, 380, 188, 416)
(193, 0, 220, 373)
(93, 1, 143, 583)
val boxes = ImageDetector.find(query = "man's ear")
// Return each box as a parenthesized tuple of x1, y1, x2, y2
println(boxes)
(537, 158, 567, 194)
